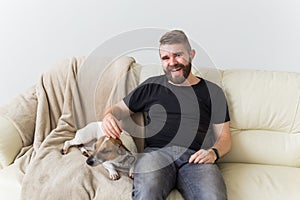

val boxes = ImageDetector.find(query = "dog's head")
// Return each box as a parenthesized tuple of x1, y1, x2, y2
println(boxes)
(86, 136, 128, 166)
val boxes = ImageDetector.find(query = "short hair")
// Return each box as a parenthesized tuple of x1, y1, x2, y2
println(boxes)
(159, 30, 192, 52)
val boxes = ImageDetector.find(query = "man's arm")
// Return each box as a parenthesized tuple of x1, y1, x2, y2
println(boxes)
(189, 121, 232, 164)
(210, 121, 232, 158)
(102, 100, 134, 139)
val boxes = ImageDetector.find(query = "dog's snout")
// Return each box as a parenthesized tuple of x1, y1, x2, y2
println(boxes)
(86, 157, 95, 166)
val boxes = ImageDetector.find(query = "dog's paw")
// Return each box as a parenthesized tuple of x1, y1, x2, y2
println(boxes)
(109, 173, 120, 181)
(129, 167, 134, 179)
(61, 149, 67, 155)
(129, 172, 134, 179)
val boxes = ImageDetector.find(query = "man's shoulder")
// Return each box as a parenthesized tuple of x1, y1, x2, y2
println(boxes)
(201, 78, 223, 91)
(142, 75, 166, 85)
(196, 78, 225, 98)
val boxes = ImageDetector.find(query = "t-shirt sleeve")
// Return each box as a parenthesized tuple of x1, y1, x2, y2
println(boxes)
(123, 80, 151, 113)
(211, 86, 230, 124)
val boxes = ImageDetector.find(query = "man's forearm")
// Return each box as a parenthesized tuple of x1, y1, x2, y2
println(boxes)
(104, 101, 132, 120)
(212, 122, 232, 158)
(101, 101, 132, 138)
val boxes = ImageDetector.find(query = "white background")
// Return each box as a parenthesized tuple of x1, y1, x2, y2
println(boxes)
(0, 0, 299, 105)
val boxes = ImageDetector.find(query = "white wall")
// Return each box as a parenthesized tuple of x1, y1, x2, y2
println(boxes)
(0, 0, 300, 105)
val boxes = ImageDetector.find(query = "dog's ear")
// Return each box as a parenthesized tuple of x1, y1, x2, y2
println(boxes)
(111, 138, 123, 145)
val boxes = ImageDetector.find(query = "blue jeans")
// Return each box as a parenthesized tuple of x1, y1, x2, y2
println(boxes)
(132, 146, 227, 200)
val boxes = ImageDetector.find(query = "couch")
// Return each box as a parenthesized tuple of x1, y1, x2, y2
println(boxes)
(1, 56, 300, 200)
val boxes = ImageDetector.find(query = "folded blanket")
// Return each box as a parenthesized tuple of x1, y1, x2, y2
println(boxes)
(1, 56, 143, 199)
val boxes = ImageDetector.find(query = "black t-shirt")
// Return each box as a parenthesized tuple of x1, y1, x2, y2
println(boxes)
(123, 75, 230, 150)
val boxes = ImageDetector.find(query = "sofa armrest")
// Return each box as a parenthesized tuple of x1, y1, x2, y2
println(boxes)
(0, 115, 23, 169)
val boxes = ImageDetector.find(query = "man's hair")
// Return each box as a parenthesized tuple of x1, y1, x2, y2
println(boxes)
(159, 30, 192, 52)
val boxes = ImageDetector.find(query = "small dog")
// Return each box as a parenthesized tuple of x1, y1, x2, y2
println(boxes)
(61, 122, 136, 180)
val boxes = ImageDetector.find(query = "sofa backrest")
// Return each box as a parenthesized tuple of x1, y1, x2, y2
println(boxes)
(221, 70, 300, 167)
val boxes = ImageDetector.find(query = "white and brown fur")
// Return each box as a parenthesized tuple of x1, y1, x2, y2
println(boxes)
(61, 122, 136, 180)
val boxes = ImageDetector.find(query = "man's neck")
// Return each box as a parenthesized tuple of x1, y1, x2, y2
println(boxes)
(168, 74, 200, 87)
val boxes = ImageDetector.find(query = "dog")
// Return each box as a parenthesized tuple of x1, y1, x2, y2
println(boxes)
(61, 122, 136, 180)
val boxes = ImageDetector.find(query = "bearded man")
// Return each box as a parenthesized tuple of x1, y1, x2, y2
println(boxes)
(102, 30, 232, 200)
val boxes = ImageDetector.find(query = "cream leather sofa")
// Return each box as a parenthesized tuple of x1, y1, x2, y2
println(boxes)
(1, 60, 300, 199)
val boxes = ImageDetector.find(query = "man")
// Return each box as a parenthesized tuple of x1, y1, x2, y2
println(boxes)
(102, 30, 231, 200)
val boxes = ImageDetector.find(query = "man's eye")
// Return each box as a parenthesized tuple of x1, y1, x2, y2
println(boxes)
(175, 53, 181, 57)
(161, 56, 169, 60)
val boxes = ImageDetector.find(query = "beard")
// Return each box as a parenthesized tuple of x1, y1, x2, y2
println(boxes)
(164, 62, 192, 84)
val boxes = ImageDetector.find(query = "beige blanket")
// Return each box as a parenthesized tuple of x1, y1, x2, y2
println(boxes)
(1, 56, 143, 199)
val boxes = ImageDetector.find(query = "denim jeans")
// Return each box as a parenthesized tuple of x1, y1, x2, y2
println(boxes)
(132, 146, 227, 200)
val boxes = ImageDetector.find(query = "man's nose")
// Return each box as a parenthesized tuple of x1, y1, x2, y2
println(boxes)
(169, 56, 178, 66)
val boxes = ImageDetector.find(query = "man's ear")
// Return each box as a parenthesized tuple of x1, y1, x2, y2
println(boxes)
(190, 49, 196, 60)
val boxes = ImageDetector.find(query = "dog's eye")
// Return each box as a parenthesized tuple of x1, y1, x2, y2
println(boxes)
(101, 149, 111, 154)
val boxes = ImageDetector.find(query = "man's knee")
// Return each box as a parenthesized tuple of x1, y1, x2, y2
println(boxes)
(177, 164, 227, 200)
(132, 172, 172, 200)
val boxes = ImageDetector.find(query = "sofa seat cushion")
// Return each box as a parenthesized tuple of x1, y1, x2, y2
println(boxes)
(219, 163, 300, 200)
(0, 116, 23, 169)
(0, 164, 21, 199)
(220, 129, 300, 167)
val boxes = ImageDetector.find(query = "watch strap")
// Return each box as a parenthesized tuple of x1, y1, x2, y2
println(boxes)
(211, 147, 220, 163)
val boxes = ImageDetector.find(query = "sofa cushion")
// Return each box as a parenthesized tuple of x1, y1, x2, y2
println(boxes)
(222, 70, 300, 132)
(0, 116, 22, 169)
(219, 163, 300, 200)
(221, 129, 300, 167)
(0, 163, 21, 199)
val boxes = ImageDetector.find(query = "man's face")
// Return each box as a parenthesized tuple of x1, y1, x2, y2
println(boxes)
(159, 43, 193, 84)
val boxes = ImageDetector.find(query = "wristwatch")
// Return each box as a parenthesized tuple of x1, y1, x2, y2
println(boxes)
(211, 147, 220, 163)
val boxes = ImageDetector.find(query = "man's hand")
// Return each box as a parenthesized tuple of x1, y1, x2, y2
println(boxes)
(101, 101, 133, 139)
(189, 149, 217, 164)
(101, 113, 122, 139)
